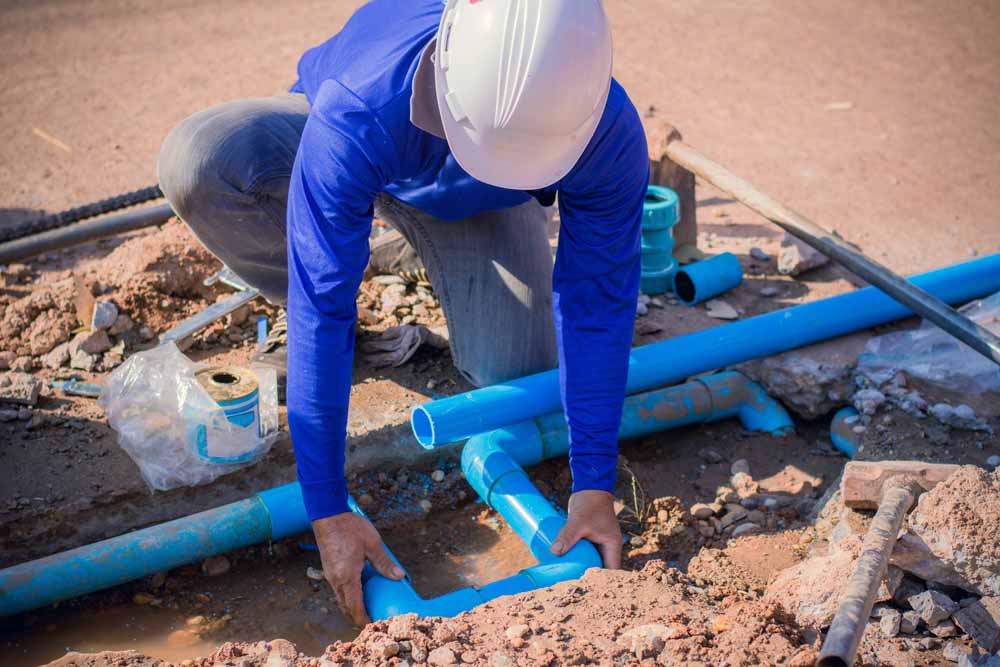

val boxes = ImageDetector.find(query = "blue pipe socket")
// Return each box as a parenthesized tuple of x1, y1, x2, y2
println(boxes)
(830, 406, 861, 458)
(672, 252, 744, 305)
(640, 185, 680, 294)
(411, 254, 1000, 448)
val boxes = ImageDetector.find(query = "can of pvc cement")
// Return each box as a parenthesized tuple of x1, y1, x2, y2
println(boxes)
(189, 365, 264, 464)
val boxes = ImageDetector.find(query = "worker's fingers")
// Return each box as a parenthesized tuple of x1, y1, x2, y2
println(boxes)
(339, 578, 370, 627)
(549, 518, 584, 557)
(594, 532, 623, 570)
(367, 540, 405, 581)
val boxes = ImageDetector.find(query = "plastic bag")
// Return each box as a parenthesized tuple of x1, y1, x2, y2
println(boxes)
(857, 291, 1000, 395)
(99, 342, 280, 490)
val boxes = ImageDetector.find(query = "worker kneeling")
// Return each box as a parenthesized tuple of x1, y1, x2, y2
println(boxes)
(158, 0, 648, 625)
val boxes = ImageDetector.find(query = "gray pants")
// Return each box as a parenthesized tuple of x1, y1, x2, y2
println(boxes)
(156, 93, 557, 386)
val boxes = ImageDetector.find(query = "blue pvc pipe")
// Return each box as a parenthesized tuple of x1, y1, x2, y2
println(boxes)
(830, 406, 861, 458)
(0, 495, 277, 617)
(412, 254, 1000, 448)
(672, 252, 744, 305)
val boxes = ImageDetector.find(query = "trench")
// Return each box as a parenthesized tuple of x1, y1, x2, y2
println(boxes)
(0, 503, 535, 667)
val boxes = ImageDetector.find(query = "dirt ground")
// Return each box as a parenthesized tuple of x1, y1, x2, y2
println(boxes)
(3, 1, 1000, 666)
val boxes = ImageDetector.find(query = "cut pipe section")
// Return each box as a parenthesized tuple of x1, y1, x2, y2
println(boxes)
(411, 254, 1000, 448)
(672, 252, 743, 305)
(830, 406, 861, 458)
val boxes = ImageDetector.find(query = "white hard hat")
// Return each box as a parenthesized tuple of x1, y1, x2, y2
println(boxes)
(434, 0, 613, 190)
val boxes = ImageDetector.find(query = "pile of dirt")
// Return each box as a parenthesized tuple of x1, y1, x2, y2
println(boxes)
(43, 561, 818, 667)
(0, 220, 221, 375)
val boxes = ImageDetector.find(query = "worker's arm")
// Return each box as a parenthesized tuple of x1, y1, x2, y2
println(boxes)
(286, 79, 404, 624)
(548, 91, 649, 567)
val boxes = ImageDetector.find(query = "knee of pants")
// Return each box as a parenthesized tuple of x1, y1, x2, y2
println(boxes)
(157, 112, 216, 225)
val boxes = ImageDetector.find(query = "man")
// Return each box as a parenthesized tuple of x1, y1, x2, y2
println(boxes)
(158, 0, 648, 625)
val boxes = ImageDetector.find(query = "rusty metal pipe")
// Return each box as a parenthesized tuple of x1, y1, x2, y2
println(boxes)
(816, 479, 921, 667)
(663, 139, 1000, 368)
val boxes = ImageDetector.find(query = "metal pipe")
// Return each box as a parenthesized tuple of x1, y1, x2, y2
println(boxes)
(830, 407, 861, 458)
(0, 202, 174, 264)
(817, 479, 921, 667)
(663, 139, 1000, 367)
(412, 255, 1000, 447)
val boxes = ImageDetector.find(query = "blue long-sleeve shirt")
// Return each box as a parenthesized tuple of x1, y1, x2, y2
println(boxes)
(287, 0, 649, 521)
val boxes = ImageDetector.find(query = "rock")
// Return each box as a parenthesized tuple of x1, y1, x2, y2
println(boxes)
(891, 467, 1000, 596)
(698, 447, 724, 464)
(306, 566, 325, 581)
(431, 469, 446, 483)
(880, 609, 902, 637)
(372, 638, 400, 658)
(381, 284, 407, 314)
(759, 286, 780, 297)
(132, 592, 158, 605)
(11, 356, 34, 372)
(42, 342, 70, 369)
(747, 509, 766, 525)
(988, 456, 1000, 469)
(943, 641, 967, 663)
(427, 646, 457, 666)
(0, 351, 14, 369)
(419, 499, 433, 512)
(894, 575, 925, 608)
(931, 620, 961, 638)
(732, 523, 759, 538)
(705, 299, 739, 320)
(0, 408, 18, 422)
(852, 388, 886, 416)
(505, 624, 530, 641)
(930, 403, 992, 432)
(489, 653, 514, 667)
(690, 503, 715, 520)
(201, 555, 231, 577)
(737, 333, 869, 419)
(909, 590, 959, 625)
(91, 300, 119, 330)
(0, 372, 42, 406)
(730, 459, 751, 476)
(750, 247, 771, 262)
(952, 597, 1000, 652)
(618, 624, 680, 659)
(900, 610, 922, 634)
(636, 302, 648, 317)
(716, 486, 739, 504)
(730, 472, 759, 498)
(70, 329, 113, 355)
(778, 232, 829, 276)
(70, 346, 97, 371)
(109, 313, 135, 336)
(721, 505, 748, 528)
(765, 536, 894, 629)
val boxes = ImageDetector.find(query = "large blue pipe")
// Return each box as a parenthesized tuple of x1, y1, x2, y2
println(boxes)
(0, 372, 787, 618)
(411, 254, 1000, 447)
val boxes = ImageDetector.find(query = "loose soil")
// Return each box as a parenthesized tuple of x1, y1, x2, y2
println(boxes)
(3, 1, 1000, 666)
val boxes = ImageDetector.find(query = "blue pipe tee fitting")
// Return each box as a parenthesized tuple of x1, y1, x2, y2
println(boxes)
(830, 406, 861, 458)
(640, 185, 680, 294)
(672, 252, 744, 305)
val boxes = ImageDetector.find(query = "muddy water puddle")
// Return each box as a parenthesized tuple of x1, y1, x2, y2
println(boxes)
(1, 502, 534, 667)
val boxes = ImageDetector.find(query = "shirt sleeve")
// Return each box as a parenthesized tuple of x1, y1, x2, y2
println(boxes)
(554, 101, 649, 496)
(286, 79, 396, 521)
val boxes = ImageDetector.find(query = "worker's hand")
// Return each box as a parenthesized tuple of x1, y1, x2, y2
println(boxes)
(312, 512, 405, 626)
(549, 489, 622, 569)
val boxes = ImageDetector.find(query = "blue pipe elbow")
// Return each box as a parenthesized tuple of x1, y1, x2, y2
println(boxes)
(672, 252, 744, 305)
(830, 406, 861, 458)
